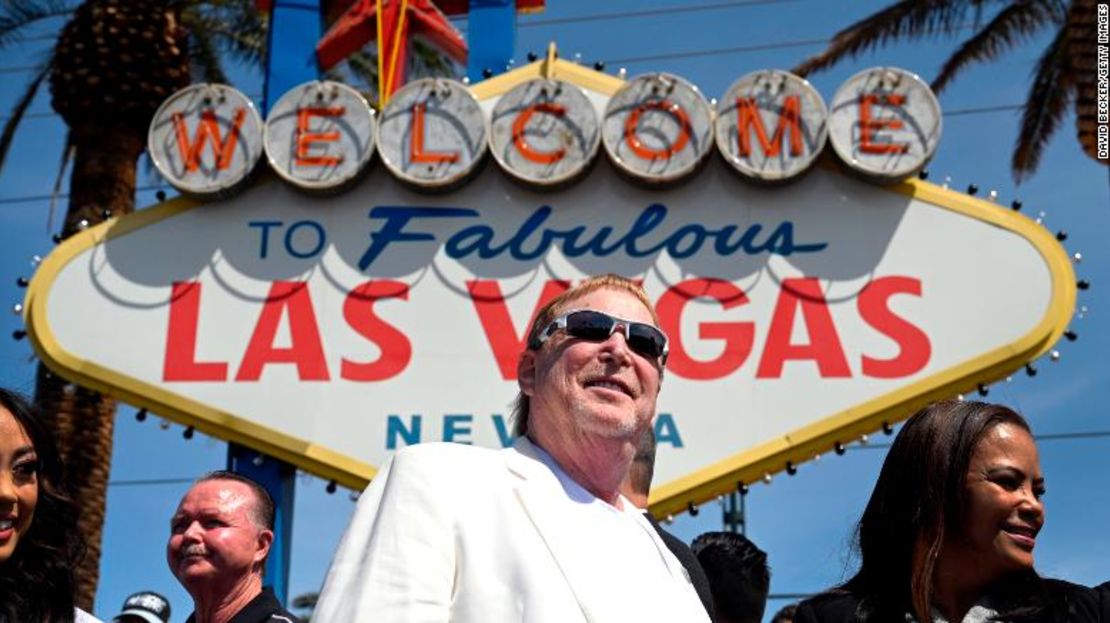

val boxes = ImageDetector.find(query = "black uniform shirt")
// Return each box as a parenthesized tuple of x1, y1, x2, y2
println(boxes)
(185, 588, 301, 623)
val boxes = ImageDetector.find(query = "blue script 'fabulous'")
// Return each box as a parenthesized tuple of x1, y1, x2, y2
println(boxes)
(357, 203, 828, 270)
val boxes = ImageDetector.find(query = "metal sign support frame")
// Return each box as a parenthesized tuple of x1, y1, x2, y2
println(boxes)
(232, 0, 323, 605)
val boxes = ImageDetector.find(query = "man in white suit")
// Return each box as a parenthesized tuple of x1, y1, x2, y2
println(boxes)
(314, 274, 710, 622)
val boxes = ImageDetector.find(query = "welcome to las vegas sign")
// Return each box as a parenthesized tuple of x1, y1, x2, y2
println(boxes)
(24, 52, 1075, 517)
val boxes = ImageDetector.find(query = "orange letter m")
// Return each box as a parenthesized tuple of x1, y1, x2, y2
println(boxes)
(736, 95, 803, 158)
(172, 108, 247, 172)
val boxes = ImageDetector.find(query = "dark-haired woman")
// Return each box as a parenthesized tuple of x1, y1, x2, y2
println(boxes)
(796, 400, 1101, 623)
(0, 388, 102, 623)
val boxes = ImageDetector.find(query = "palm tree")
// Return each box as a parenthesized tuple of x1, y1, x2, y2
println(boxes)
(2, 0, 458, 609)
(791, 0, 1105, 182)
(1, 0, 265, 609)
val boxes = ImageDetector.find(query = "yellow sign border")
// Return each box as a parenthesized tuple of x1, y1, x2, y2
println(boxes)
(24, 57, 1076, 509)
(23, 189, 375, 489)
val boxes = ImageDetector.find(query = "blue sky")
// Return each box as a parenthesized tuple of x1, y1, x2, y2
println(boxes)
(2, 1, 1109, 621)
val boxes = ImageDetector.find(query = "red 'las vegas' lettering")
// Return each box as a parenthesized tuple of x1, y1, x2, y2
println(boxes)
(468, 279, 570, 380)
(341, 280, 412, 381)
(756, 277, 851, 379)
(164, 282, 228, 381)
(236, 281, 329, 381)
(656, 278, 754, 380)
(858, 276, 930, 377)
(161, 275, 929, 384)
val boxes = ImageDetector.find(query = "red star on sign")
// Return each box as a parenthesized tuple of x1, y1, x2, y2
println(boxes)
(316, 0, 468, 100)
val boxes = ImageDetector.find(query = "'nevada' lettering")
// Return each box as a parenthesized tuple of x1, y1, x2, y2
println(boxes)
(386, 413, 513, 449)
(384, 413, 685, 450)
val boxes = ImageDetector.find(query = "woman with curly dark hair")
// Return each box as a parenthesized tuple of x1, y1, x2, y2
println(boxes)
(0, 387, 100, 622)
(796, 400, 1102, 623)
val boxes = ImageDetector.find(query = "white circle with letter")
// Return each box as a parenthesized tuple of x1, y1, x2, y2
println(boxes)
(715, 70, 827, 183)
(827, 67, 941, 182)
(264, 80, 377, 193)
(148, 83, 264, 198)
(378, 78, 488, 189)
(602, 73, 713, 185)
(489, 79, 600, 187)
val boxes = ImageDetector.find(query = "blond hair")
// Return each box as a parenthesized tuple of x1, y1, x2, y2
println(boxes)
(511, 274, 658, 436)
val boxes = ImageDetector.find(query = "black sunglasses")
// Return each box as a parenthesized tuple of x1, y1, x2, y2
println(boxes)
(529, 309, 669, 363)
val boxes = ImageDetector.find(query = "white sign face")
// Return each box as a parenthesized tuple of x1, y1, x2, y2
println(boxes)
(488, 79, 600, 187)
(26, 156, 1073, 514)
(828, 67, 942, 181)
(32, 65, 1071, 516)
(264, 81, 377, 192)
(377, 78, 488, 188)
(148, 84, 265, 197)
(603, 73, 714, 184)
(715, 70, 828, 182)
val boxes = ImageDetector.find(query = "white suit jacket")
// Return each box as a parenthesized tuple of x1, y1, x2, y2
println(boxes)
(313, 437, 708, 623)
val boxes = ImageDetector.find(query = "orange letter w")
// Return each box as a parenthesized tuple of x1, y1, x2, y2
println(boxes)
(172, 108, 247, 172)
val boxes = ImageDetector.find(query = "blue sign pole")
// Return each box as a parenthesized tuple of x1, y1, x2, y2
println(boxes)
(262, 0, 324, 113)
(226, 445, 296, 603)
(467, 0, 516, 82)
(233, 0, 322, 606)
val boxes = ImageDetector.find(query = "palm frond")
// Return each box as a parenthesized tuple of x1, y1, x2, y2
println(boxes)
(932, 0, 1066, 92)
(185, 18, 229, 83)
(792, 0, 989, 77)
(212, 0, 268, 66)
(216, 25, 267, 68)
(971, 1, 984, 29)
(321, 65, 347, 83)
(336, 41, 452, 102)
(409, 37, 459, 80)
(46, 131, 73, 233)
(344, 50, 382, 104)
(0, 0, 75, 48)
(0, 60, 50, 172)
(1012, 23, 1074, 182)
(182, 1, 267, 75)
